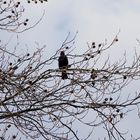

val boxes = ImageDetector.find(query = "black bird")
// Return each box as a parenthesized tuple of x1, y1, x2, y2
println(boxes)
(58, 51, 68, 79)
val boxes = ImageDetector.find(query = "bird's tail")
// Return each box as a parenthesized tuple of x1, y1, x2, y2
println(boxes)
(62, 70, 68, 79)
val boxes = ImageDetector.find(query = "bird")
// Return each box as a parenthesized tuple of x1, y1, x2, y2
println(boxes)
(58, 51, 68, 79)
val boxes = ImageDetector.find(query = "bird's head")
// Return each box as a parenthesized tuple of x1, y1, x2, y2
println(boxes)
(60, 51, 65, 56)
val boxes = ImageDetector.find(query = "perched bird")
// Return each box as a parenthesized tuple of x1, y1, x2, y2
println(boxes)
(58, 51, 68, 79)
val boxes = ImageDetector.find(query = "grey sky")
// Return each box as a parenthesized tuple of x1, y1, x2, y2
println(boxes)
(15, 0, 140, 58)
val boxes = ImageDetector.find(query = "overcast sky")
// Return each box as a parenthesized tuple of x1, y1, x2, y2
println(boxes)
(2, 0, 140, 59)
(14, 0, 140, 58)
(2, 0, 140, 139)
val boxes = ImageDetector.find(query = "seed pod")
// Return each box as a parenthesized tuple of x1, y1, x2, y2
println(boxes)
(123, 75, 127, 79)
(120, 113, 123, 118)
(92, 42, 95, 46)
(116, 109, 120, 113)
(98, 44, 102, 47)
